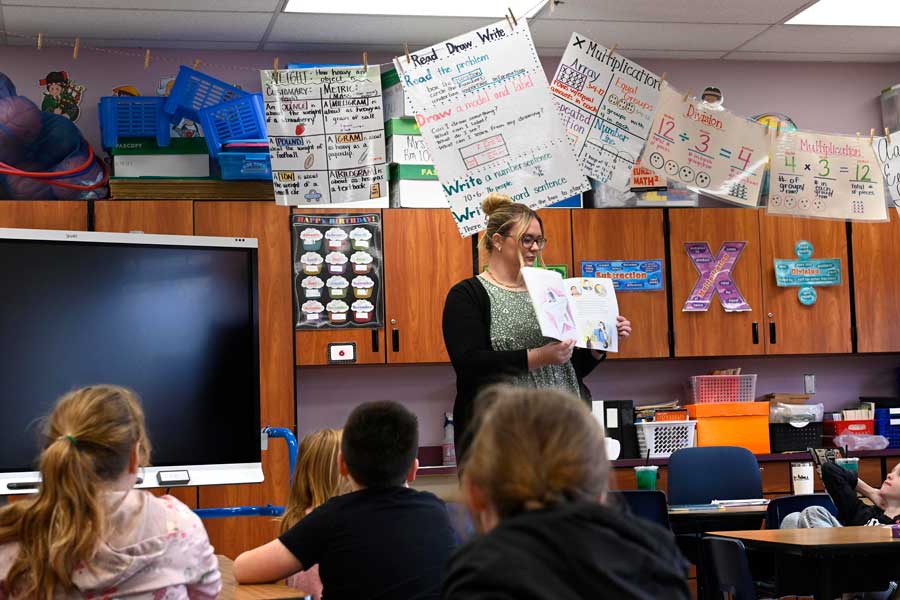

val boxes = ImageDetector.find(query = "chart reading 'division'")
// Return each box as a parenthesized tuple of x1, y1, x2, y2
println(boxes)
(550, 33, 662, 192)
(261, 66, 388, 206)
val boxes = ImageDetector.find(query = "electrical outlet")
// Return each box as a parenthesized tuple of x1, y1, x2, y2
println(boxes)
(804, 374, 816, 395)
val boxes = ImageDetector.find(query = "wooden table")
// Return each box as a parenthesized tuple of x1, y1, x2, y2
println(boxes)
(218, 555, 310, 600)
(668, 504, 768, 516)
(710, 527, 900, 600)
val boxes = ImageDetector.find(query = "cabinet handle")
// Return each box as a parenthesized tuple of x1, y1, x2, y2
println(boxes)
(752, 322, 759, 345)
(392, 329, 400, 352)
(769, 322, 777, 344)
(371, 329, 379, 353)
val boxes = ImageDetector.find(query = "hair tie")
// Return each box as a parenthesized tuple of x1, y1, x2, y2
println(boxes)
(58, 434, 77, 447)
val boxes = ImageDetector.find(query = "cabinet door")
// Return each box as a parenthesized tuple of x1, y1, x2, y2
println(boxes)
(0, 201, 86, 230)
(669, 208, 765, 357)
(853, 211, 900, 353)
(383, 209, 473, 363)
(572, 209, 669, 359)
(94, 200, 193, 235)
(193, 202, 294, 558)
(759, 213, 851, 354)
(537, 209, 573, 275)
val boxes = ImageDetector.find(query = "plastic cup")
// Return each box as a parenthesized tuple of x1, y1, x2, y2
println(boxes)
(836, 457, 859, 474)
(635, 465, 658, 491)
(791, 461, 815, 495)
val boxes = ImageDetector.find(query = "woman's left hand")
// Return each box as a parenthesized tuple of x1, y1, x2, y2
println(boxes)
(616, 315, 632, 339)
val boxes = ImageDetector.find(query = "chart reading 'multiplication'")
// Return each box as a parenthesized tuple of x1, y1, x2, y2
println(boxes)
(550, 33, 662, 191)
(261, 66, 388, 206)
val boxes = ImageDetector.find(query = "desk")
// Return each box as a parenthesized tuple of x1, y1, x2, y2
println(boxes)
(668, 505, 768, 517)
(218, 556, 310, 600)
(710, 527, 900, 600)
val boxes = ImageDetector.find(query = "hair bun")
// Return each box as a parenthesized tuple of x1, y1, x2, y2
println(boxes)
(481, 193, 513, 217)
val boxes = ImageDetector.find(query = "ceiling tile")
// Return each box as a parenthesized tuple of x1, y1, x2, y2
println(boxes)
(2, 6, 272, 41)
(543, 0, 814, 24)
(727, 51, 900, 63)
(2, 0, 278, 9)
(740, 25, 900, 53)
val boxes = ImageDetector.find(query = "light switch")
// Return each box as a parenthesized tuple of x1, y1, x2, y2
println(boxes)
(328, 343, 357, 364)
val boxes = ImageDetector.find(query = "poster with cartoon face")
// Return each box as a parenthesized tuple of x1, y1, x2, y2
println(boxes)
(39, 71, 85, 122)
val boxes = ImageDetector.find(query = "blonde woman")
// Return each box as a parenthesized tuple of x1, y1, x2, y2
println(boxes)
(442, 193, 632, 462)
(280, 429, 347, 600)
(442, 386, 690, 600)
(0, 385, 220, 599)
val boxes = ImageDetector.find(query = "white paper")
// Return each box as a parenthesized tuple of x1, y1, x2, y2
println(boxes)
(872, 135, 900, 218)
(394, 20, 590, 237)
(261, 66, 388, 205)
(605, 408, 619, 429)
(550, 33, 662, 191)
(642, 85, 770, 207)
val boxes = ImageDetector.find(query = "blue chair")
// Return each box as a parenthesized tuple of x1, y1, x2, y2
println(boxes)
(701, 536, 757, 600)
(668, 446, 763, 505)
(765, 493, 839, 529)
(608, 490, 671, 529)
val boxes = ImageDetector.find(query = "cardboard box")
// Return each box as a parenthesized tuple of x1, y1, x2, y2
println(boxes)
(763, 393, 813, 405)
(389, 164, 446, 208)
(687, 402, 771, 454)
(112, 137, 209, 178)
(385, 118, 432, 165)
(382, 67, 415, 121)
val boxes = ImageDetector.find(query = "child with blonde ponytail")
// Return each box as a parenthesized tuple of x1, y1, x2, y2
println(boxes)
(0, 385, 221, 599)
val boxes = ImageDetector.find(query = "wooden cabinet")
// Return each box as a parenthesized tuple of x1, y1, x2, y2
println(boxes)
(537, 209, 573, 275)
(94, 200, 193, 235)
(572, 209, 669, 359)
(383, 209, 473, 363)
(668, 208, 766, 357)
(0, 201, 86, 230)
(759, 213, 851, 354)
(853, 211, 900, 353)
(193, 201, 294, 558)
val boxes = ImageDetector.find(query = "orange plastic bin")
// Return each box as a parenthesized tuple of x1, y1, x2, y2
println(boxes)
(686, 401, 770, 454)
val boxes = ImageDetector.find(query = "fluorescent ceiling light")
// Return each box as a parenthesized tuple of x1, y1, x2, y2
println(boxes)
(284, 0, 548, 18)
(786, 0, 900, 26)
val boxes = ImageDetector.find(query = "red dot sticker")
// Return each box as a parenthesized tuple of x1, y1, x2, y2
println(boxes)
(295, 124, 305, 136)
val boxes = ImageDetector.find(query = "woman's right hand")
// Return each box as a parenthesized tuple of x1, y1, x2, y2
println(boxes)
(528, 340, 575, 370)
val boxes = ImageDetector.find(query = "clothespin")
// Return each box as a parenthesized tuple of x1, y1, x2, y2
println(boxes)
(37, 33, 43, 50)
(660, 72, 667, 85)
(550, 0, 556, 14)
(144, 49, 151, 70)
(404, 42, 411, 64)
(609, 43, 618, 56)
(508, 7, 518, 26)
(775, 121, 782, 137)
(886, 127, 892, 143)
(73, 37, 80, 60)
(505, 14, 514, 30)
(192, 58, 202, 70)
(273, 57, 279, 77)
(362, 51, 368, 71)
(870, 128, 876, 146)
(682, 88, 692, 102)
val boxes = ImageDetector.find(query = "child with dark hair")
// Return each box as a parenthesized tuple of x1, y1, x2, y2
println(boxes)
(235, 401, 456, 600)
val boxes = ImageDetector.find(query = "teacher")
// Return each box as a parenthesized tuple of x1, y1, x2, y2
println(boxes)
(442, 193, 632, 463)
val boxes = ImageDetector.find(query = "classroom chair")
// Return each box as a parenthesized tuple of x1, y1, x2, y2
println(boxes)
(668, 446, 763, 506)
(701, 536, 760, 600)
(765, 494, 838, 529)
(607, 490, 670, 529)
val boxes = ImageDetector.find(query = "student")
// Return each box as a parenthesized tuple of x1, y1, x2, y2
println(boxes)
(279, 428, 347, 600)
(234, 401, 457, 600)
(0, 385, 221, 599)
(443, 385, 691, 600)
(822, 460, 900, 525)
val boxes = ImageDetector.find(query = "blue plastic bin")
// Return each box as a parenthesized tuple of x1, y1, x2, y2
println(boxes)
(98, 96, 170, 149)
(198, 94, 266, 158)
(164, 65, 246, 125)
(218, 152, 272, 181)
(875, 408, 900, 448)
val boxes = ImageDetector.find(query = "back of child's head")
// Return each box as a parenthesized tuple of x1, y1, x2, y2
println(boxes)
(0, 385, 150, 599)
(341, 401, 418, 488)
(281, 428, 343, 533)
(464, 385, 608, 519)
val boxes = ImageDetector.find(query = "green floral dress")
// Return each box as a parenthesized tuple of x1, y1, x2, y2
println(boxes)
(479, 274, 580, 396)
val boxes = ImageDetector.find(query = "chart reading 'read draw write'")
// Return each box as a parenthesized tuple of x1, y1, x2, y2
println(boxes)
(394, 20, 589, 236)
(769, 131, 887, 222)
(643, 85, 770, 207)
(261, 66, 388, 206)
(550, 33, 662, 192)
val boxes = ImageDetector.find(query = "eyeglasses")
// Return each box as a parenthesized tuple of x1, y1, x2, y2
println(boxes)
(506, 234, 547, 250)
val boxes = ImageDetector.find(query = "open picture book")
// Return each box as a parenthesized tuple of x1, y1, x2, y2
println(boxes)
(520, 267, 620, 352)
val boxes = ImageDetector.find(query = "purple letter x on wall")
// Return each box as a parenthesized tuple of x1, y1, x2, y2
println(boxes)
(683, 242, 751, 313)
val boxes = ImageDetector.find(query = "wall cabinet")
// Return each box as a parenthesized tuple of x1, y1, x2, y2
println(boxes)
(95, 200, 193, 235)
(0, 201, 86, 230)
(853, 210, 900, 353)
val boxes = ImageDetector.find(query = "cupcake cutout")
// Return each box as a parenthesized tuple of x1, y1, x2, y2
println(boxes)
(300, 276, 324, 299)
(349, 227, 373, 250)
(325, 227, 349, 251)
(326, 275, 350, 299)
(350, 251, 374, 274)
(326, 299, 350, 323)
(352, 275, 375, 299)
(325, 251, 349, 275)
(301, 300, 325, 323)
(300, 252, 324, 275)
(351, 299, 375, 324)
(300, 228, 323, 251)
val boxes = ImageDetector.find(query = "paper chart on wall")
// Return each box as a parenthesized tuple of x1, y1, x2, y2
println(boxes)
(872, 135, 900, 218)
(393, 20, 590, 237)
(769, 131, 887, 222)
(550, 33, 662, 192)
(642, 85, 770, 207)
(260, 66, 388, 206)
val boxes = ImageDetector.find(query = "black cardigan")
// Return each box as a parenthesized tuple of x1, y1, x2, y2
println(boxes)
(442, 276, 603, 461)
